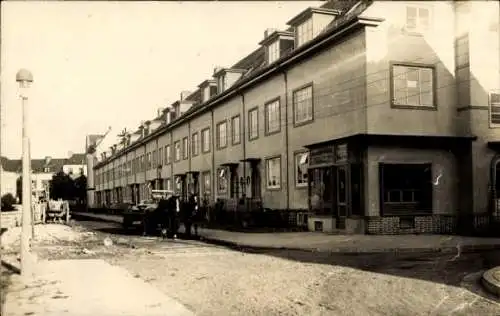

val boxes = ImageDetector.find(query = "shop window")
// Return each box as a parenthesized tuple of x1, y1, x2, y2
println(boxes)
(379, 163, 432, 215)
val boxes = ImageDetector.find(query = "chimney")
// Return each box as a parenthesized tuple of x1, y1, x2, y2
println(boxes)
(157, 107, 163, 117)
(213, 66, 224, 76)
(180, 91, 192, 101)
(163, 107, 172, 124)
(264, 28, 277, 39)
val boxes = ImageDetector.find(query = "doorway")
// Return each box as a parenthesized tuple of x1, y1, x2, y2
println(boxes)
(336, 166, 348, 228)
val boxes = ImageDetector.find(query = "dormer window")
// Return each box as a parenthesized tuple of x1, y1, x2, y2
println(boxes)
(217, 75, 228, 93)
(268, 40, 280, 64)
(287, 7, 341, 48)
(296, 18, 313, 46)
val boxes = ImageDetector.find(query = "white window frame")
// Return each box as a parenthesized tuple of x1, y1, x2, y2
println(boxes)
(231, 115, 241, 145)
(248, 108, 259, 140)
(217, 121, 228, 149)
(295, 152, 309, 187)
(265, 99, 280, 134)
(392, 64, 434, 108)
(266, 157, 282, 190)
(405, 5, 431, 34)
(293, 85, 313, 124)
(182, 137, 189, 160)
(217, 168, 228, 193)
(201, 128, 211, 153)
(489, 91, 500, 127)
(192, 132, 200, 156)
(165, 145, 171, 164)
(158, 147, 163, 166)
(174, 141, 181, 162)
(296, 18, 313, 47)
(268, 40, 280, 64)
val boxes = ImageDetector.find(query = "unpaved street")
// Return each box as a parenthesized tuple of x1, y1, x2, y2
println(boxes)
(5, 221, 500, 315)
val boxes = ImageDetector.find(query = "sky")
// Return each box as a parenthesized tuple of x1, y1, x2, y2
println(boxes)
(1, 1, 323, 159)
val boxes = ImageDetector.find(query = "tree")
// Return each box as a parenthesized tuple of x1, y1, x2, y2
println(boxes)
(1, 193, 17, 211)
(74, 174, 87, 204)
(49, 171, 75, 200)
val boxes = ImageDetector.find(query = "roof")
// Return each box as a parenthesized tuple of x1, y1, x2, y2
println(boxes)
(1, 153, 85, 174)
(94, 0, 373, 169)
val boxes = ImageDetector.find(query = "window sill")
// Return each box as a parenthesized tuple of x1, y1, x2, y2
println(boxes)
(391, 104, 437, 111)
(295, 184, 308, 189)
(294, 119, 314, 128)
(248, 137, 259, 142)
(266, 186, 281, 191)
(265, 129, 281, 137)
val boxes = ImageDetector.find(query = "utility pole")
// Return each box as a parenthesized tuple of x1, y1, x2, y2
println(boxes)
(17, 68, 34, 280)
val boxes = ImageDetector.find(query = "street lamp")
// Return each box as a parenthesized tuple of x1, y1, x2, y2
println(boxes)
(16, 68, 34, 279)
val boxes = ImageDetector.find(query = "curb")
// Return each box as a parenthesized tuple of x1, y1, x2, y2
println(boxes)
(199, 236, 500, 255)
(73, 212, 500, 254)
(482, 267, 500, 297)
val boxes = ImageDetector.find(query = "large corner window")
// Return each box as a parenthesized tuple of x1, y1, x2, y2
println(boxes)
(268, 40, 280, 64)
(379, 163, 432, 216)
(217, 168, 228, 193)
(293, 84, 313, 125)
(392, 64, 434, 108)
(405, 6, 431, 34)
(295, 152, 309, 187)
(265, 99, 280, 135)
(489, 92, 500, 126)
(296, 18, 313, 47)
(266, 156, 282, 190)
(216, 121, 228, 149)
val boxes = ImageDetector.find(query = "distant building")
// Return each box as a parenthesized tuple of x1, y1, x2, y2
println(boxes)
(0, 153, 87, 202)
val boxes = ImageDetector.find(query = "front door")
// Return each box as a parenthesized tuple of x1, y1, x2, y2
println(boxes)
(336, 166, 348, 228)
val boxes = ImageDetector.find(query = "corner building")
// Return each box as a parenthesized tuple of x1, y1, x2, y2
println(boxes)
(91, 0, 500, 235)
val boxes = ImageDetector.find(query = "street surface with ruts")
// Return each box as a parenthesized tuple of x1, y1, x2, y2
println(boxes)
(4, 219, 500, 316)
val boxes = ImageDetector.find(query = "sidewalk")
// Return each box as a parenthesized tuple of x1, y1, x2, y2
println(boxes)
(72, 211, 500, 254)
(3, 259, 194, 316)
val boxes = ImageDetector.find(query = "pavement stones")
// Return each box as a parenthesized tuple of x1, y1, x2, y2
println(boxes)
(4, 259, 195, 316)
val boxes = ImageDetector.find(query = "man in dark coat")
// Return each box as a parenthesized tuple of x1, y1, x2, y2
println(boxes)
(165, 195, 179, 239)
(182, 194, 195, 239)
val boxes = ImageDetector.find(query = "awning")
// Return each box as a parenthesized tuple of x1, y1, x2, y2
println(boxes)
(220, 162, 239, 168)
(240, 158, 261, 163)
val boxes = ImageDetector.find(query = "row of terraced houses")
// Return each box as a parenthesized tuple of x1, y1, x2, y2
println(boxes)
(87, 0, 500, 234)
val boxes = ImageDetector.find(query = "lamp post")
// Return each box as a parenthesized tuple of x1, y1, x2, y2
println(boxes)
(16, 68, 34, 279)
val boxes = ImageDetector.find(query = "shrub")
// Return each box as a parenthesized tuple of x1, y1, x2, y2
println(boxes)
(1, 193, 17, 211)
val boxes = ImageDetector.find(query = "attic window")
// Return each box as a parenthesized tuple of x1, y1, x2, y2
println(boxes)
(217, 75, 228, 93)
(44, 167, 50, 173)
(296, 18, 313, 46)
(405, 6, 431, 34)
(268, 40, 280, 64)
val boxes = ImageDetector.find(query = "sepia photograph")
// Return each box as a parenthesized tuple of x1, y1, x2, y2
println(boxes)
(1, 0, 500, 315)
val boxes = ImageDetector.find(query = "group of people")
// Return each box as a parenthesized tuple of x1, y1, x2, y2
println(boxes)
(148, 193, 202, 239)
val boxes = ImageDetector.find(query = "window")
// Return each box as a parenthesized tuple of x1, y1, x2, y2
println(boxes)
(158, 147, 163, 166)
(217, 75, 228, 93)
(231, 115, 241, 145)
(152, 150, 157, 168)
(268, 40, 280, 64)
(202, 171, 211, 197)
(405, 6, 431, 34)
(217, 168, 228, 193)
(174, 141, 181, 161)
(295, 152, 309, 187)
(293, 85, 313, 124)
(165, 145, 171, 164)
(192, 132, 200, 156)
(216, 121, 227, 149)
(44, 167, 50, 173)
(379, 163, 432, 216)
(266, 157, 281, 189)
(201, 128, 211, 153)
(248, 108, 258, 140)
(265, 99, 280, 134)
(182, 137, 189, 160)
(165, 178, 171, 191)
(296, 18, 313, 46)
(490, 92, 500, 126)
(392, 64, 434, 108)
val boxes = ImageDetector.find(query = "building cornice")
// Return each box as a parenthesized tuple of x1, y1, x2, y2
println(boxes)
(94, 14, 383, 170)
